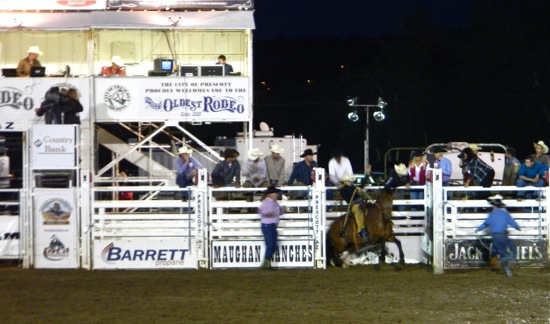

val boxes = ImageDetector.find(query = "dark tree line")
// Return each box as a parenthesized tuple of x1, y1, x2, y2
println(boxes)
(253, 0, 550, 169)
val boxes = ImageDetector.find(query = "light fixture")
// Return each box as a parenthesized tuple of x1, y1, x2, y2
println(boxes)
(373, 110, 385, 121)
(377, 97, 387, 109)
(348, 111, 359, 122)
(346, 97, 357, 106)
(168, 17, 181, 26)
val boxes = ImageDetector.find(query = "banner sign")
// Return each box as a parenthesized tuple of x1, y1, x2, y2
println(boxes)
(93, 238, 198, 269)
(0, 78, 91, 123)
(34, 189, 79, 268)
(0, 0, 106, 10)
(31, 125, 76, 168)
(211, 240, 314, 268)
(94, 77, 251, 122)
(445, 238, 547, 268)
(0, 216, 19, 257)
(106, 0, 254, 10)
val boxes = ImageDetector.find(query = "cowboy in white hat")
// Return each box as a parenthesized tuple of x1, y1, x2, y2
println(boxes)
(16, 46, 43, 77)
(265, 144, 286, 186)
(242, 148, 268, 201)
(476, 194, 520, 277)
(532, 140, 550, 167)
(339, 173, 370, 242)
(174, 146, 203, 201)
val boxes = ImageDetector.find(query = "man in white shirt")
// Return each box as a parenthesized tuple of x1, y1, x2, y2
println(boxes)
(328, 150, 354, 186)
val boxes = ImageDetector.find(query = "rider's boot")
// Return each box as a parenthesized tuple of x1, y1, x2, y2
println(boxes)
(360, 228, 368, 243)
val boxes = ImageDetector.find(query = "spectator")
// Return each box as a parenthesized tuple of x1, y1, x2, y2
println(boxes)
(264, 144, 286, 187)
(242, 148, 268, 202)
(459, 147, 495, 199)
(476, 194, 520, 277)
(62, 88, 84, 124)
(516, 156, 548, 199)
(216, 55, 233, 74)
(532, 140, 550, 167)
(328, 149, 353, 186)
(432, 147, 452, 186)
(258, 186, 285, 270)
(35, 86, 63, 124)
(16, 46, 43, 77)
(503, 147, 521, 186)
(287, 148, 318, 199)
(175, 146, 203, 201)
(408, 151, 429, 210)
(211, 148, 241, 200)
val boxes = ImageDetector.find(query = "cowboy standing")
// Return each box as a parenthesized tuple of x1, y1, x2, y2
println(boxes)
(475, 194, 520, 277)
(242, 148, 268, 202)
(258, 186, 285, 270)
(174, 146, 203, 201)
(264, 144, 286, 187)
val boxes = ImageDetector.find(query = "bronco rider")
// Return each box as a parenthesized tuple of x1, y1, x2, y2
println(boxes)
(339, 173, 370, 242)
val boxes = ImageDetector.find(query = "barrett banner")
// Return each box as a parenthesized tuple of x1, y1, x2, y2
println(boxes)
(445, 238, 547, 268)
(94, 77, 251, 122)
(34, 189, 79, 269)
(93, 238, 198, 269)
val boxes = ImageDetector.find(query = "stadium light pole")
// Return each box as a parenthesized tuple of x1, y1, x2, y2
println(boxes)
(346, 97, 387, 171)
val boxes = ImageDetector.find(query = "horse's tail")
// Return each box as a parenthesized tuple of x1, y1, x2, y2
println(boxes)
(326, 233, 335, 266)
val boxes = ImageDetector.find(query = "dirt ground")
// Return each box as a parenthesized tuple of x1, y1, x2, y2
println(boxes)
(1, 262, 548, 324)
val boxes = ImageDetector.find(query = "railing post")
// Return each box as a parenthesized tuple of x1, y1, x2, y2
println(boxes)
(312, 168, 326, 269)
(195, 168, 209, 268)
(432, 169, 444, 274)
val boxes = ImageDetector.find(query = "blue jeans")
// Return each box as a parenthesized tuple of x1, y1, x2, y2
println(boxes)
(261, 223, 278, 261)
(516, 178, 545, 198)
(491, 232, 515, 264)
(409, 188, 424, 211)
(176, 173, 193, 199)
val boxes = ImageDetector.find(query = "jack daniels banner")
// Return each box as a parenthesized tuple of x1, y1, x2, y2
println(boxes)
(106, 0, 254, 10)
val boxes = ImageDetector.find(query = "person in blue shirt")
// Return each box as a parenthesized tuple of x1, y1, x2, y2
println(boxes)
(432, 147, 452, 186)
(286, 149, 318, 199)
(174, 146, 203, 201)
(476, 194, 521, 277)
(516, 156, 548, 199)
(216, 55, 233, 75)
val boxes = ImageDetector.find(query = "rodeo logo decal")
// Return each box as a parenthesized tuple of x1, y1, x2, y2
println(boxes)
(0, 87, 34, 110)
(43, 235, 70, 261)
(144, 95, 245, 117)
(40, 199, 72, 225)
(104, 84, 131, 112)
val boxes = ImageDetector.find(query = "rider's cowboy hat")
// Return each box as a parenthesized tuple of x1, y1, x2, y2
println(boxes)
(533, 141, 549, 154)
(468, 144, 483, 151)
(340, 174, 355, 182)
(178, 146, 193, 155)
(487, 194, 506, 207)
(300, 149, 316, 158)
(264, 185, 282, 195)
(248, 148, 263, 160)
(268, 144, 284, 154)
(27, 46, 43, 56)
(394, 163, 408, 177)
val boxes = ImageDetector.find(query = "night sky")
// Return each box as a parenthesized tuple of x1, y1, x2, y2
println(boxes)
(247, 0, 550, 172)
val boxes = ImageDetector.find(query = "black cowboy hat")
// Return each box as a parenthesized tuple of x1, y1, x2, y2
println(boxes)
(264, 186, 282, 195)
(432, 147, 447, 153)
(300, 149, 316, 158)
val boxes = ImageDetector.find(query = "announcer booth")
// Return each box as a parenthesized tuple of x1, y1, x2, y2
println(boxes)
(0, 0, 255, 269)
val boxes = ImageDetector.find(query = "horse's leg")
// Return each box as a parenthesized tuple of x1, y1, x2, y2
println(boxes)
(379, 240, 386, 264)
(393, 237, 405, 265)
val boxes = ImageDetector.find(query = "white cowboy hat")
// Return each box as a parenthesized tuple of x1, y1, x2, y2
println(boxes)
(111, 56, 124, 66)
(269, 144, 284, 154)
(487, 194, 506, 207)
(394, 163, 408, 176)
(27, 46, 43, 56)
(248, 148, 263, 160)
(468, 144, 483, 151)
(534, 140, 549, 154)
(178, 146, 193, 155)
(340, 174, 355, 182)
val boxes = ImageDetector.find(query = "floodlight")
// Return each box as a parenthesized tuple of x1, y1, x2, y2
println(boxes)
(377, 97, 387, 109)
(348, 111, 359, 122)
(346, 97, 357, 106)
(373, 111, 385, 121)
